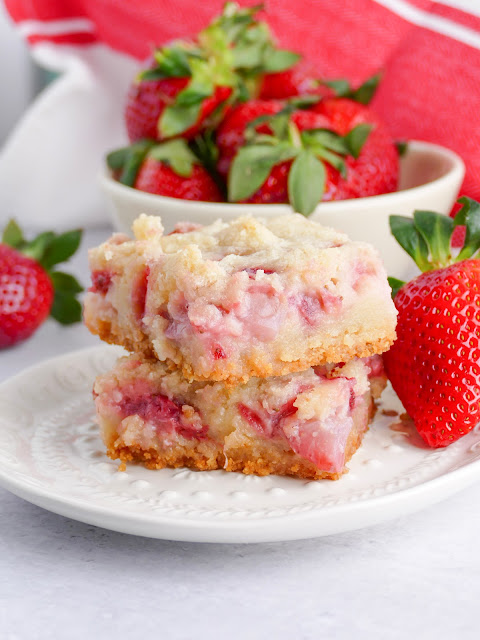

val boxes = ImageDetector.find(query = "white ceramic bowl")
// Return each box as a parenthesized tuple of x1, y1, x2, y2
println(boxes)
(100, 140, 465, 278)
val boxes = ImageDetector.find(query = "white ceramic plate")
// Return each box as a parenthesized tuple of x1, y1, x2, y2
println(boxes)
(1, 345, 479, 543)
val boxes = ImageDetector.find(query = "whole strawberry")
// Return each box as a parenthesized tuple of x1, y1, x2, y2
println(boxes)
(311, 97, 398, 199)
(259, 64, 381, 104)
(0, 221, 83, 348)
(225, 103, 397, 214)
(216, 99, 285, 177)
(107, 138, 223, 201)
(384, 197, 480, 447)
(125, 3, 299, 142)
(258, 61, 319, 100)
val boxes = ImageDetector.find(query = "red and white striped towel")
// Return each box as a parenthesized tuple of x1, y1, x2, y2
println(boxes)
(2, 0, 480, 227)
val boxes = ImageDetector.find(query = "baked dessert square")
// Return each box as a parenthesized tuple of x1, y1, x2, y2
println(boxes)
(94, 354, 387, 480)
(84, 214, 397, 384)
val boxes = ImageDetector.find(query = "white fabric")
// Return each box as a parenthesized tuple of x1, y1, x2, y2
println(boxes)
(0, 44, 137, 229)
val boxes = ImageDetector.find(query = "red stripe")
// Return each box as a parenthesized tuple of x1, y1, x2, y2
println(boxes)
(26, 32, 98, 46)
(4, 0, 86, 22)
(428, 2, 480, 33)
(372, 25, 480, 200)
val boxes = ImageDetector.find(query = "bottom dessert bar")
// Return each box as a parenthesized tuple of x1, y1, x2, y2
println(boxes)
(94, 355, 387, 480)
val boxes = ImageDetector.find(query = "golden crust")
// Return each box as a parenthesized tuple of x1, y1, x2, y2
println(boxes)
(105, 401, 377, 481)
(89, 316, 395, 386)
(85, 212, 397, 386)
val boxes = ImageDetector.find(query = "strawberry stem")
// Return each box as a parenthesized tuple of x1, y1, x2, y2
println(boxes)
(389, 197, 480, 276)
(1, 220, 84, 325)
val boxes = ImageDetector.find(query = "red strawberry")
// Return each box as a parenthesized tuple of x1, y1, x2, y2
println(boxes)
(259, 61, 320, 100)
(216, 99, 285, 177)
(383, 197, 480, 447)
(227, 103, 396, 213)
(233, 109, 340, 205)
(0, 221, 83, 348)
(136, 157, 222, 201)
(312, 97, 398, 199)
(126, 77, 231, 143)
(107, 138, 223, 202)
(125, 4, 300, 142)
(260, 67, 381, 103)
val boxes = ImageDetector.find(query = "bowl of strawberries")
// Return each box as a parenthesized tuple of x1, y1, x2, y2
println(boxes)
(101, 2, 464, 277)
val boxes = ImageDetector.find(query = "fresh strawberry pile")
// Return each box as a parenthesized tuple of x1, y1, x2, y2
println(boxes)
(107, 2, 399, 215)
(0, 220, 83, 348)
(384, 197, 480, 448)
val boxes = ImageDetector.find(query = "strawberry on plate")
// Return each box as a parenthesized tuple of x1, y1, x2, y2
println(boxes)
(107, 138, 224, 201)
(226, 102, 398, 214)
(125, 2, 300, 142)
(0, 221, 83, 348)
(384, 197, 480, 447)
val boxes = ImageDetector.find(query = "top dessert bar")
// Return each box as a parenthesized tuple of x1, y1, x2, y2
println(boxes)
(84, 214, 397, 384)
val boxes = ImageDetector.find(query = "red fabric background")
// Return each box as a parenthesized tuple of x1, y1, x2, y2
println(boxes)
(5, 0, 480, 200)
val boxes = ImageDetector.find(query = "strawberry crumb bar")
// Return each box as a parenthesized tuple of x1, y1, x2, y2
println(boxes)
(94, 354, 387, 480)
(84, 214, 396, 384)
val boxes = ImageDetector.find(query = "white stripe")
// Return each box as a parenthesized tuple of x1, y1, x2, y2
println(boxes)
(373, 0, 480, 50)
(435, 1, 480, 20)
(17, 18, 95, 38)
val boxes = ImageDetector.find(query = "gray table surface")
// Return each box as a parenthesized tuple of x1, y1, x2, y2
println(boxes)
(1, 228, 479, 640)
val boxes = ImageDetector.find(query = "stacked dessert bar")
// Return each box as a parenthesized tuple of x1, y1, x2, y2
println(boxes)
(85, 214, 397, 480)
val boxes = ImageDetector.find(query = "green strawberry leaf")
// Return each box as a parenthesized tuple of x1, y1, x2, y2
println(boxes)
(310, 146, 347, 178)
(191, 130, 219, 167)
(138, 67, 167, 82)
(262, 49, 301, 72)
(41, 230, 82, 269)
(268, 113, 292, 140)
(231, 39, 266, 69)
(175, 59, 215, 107)
(323, 72, 381, 105)
(389, 215, 430, 271)
(413, 210, 454, 268)
(191, 131, 226, 199)
(322, 78, 351, 96)
(212, 2, 264, 45)
(21, 231, 56, 263)
(388, 277, 406, 299)
(344, 123, 372, 158)
(106, 147, 131, 171)
(286, 95, 322, 110)
(395, 140, 408, 156)
(2, 219, 24, 248)
(454, 197, 480, 260)
(50, 291, 83, 325)
(108, 140, 156, 186)
(228, 144, 298, 202)
(159, 102, 203, 138)
(148, 139, 199, 178)
(287, 151, 325, 216)
(153, 45, 192, 78)
(350, 72, 381, 105)
(173, 84, 214, 107)
(119, 149, 148, 187)
(50, 271, 84, 294)
(301, 129, 349, 155)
